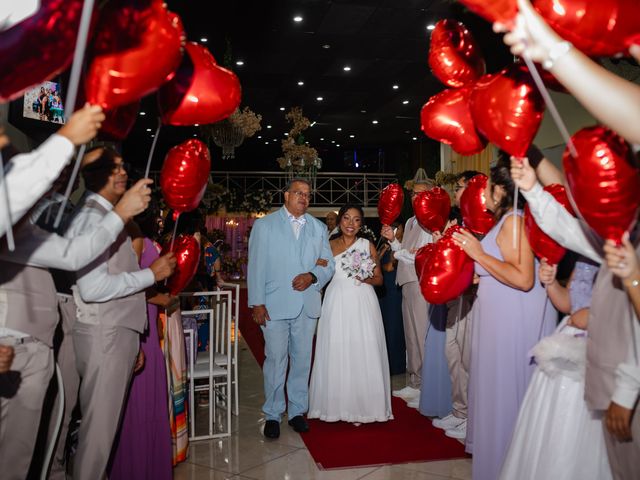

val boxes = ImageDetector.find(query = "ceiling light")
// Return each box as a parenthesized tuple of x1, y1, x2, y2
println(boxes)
(193, 134, 197, 137)
(343, 66, 351, 72)
(322, 44, 331, 49)
(265, 141, 269, 144)
(150, 134, 155, 138)
(392, 84, 399, 90)
(337, 127, 342, 131)
(257, 135, 262, 139)
(336, 144, 340, 147)
(293, 15, 303, 22)
(360, 110, 367, 113)
(320, 138, 325, 141)
(279, 107, 285, 111)
(284, 132, 289, 136)
(372, 120, 379, 124)
(194, 124, 199, 126)
(310, 121, 316, 127)
(297, 81, 304, 86)
(331, 140, 335, 143)
(402, 100, 409, 105)
(349, 134, 355, 138)
(236, 60, 244, 66)
(412, 137, 418, 140)
(316, 96, 323, 101)
(427, 24, 436, 31)
(267, 125, 272, 129)
(200, 37, 208, 43)
(146, 128, 152, 132)
(139, 111, 146, 116)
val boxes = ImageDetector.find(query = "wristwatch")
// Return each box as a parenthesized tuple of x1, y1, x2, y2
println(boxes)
(308, 272, 318, 284)
(543, 41, 573, 70)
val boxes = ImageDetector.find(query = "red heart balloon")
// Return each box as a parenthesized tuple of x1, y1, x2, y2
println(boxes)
(460, 174, 496, 235)
(534, 0, 640, 57)
(159, 42, 242, 126)
(378, 183, 404, 226)
(85, 1, 185, 109)
(470, 64, 545, 157)
(421, 87, 487, 156)
(458, 0, 517, 24)
(0, 0, 85, 101)
(413, 187, 451, 233)
(160, 139, 211, 214)
(428, 19, 485, 88)
(162, 234, 200, 295)
(524, 184, 573, 265)
(98, 101, 140, 141)
(563, 126, 640, 243)
(419, 236, 475, 304)
(414, 243, 436, 281)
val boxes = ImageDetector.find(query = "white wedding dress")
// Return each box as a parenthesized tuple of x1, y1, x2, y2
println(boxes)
(308, 237, 393, 423)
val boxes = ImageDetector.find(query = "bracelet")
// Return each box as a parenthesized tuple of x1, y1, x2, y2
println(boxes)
(542, 41, 573, 71)
(624, 277, 640, 288)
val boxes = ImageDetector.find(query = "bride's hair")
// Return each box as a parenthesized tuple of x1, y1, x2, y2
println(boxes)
(330, 204, 366, 241)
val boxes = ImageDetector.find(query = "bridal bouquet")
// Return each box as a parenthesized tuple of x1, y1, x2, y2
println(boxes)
(341, 249, 375, 284)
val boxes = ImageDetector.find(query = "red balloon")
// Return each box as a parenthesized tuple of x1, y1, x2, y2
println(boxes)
(460, 174, 496, 235)
(419, 237, 475, 304)
(428, 19, 485, 88)
(421, 87, 487, 156)
(160, 139, 211, 214)
(162, 234, 200, 295)
(0, 0, 85, 101)
(415, 243, 436, 281)
(85, 1, 185, 109)
(458, 0, 517, 24)
(413, 187, 451, 233)
(99, 101, 140, 141)
(534, 0, 640, 57)
(159, 42, 242, 126)
(470, 64, 545, 158)
(563, 126, 640, 243)
(524, 184, 573, 265)
(378, 183, 404, 226)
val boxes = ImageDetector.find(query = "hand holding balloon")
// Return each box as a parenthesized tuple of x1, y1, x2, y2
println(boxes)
(538, 258, 558, 286)
(452, 229, 484, 261)
(604, 232, 640, 284)
(150, 252, 177, 282)
(58, 104, 105, 146)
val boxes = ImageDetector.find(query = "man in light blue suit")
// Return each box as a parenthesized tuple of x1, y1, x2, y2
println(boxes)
(248, 178, 335, 438)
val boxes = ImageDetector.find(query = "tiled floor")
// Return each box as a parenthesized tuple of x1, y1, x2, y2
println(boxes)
(174, 336, 472, 480)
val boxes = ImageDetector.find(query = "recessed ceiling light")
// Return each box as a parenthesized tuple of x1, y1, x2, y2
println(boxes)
(150, 134, 155, 138)
(392, 84, 399, 90)
(412, 137, 418, 140)
(402, 100, 409, 105)
(257, 135, 262, 139)
(349, 134, 355, 138)
(336, 144, 340, 147)
(310, 121, 316, 127)
(297, 81, 304, 86)
(320, 138, 325, 141)
(322, 44, 331, 49)
(337, 127, 342, 131)
(146, 128, 152, 132)
(139, 111, 146, 116)
(343, 66, 351, 72)
(427, 24, 436, 30)
(200, 37, 208, 43)
(372, 120, 379, 124)
(236, 60, 244, 66)
(194, 124, 199, 126)
(193, 134, 197, 137)
(285, 132, 289, 136)
(360, 110, 367, 113)
(293, 15, 303, 22)
(316, 96, 323, 101)
(279, 107, 285, 111)
(267, 125, 272, 129)
(331, 140, 335, 143)
(265, 141, 269, 144)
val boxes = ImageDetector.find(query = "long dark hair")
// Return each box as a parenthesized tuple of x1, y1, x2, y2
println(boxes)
(329, 204, 366, 241)
(490, 164, 525, 221)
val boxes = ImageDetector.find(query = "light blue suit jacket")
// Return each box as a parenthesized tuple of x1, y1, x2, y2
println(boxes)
(247, 207, 335, 320)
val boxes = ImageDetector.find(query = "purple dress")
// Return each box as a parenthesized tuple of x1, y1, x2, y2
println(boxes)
(466, 212, 556, 480)
(108, 238, 173, 480)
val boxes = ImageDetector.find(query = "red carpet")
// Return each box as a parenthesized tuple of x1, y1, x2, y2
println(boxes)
(238, 288, 468, 469)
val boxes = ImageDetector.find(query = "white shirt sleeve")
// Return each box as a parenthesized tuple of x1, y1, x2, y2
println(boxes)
(0, 212, 124, 270)
(521, 182, 601, 264)
(393, 248, 416, 265)
(66, 206, 155, 303)
(611, 315, 640, 409)
(0, 134, 74, 237)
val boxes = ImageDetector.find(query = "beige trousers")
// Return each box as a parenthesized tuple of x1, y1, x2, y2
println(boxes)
(401, 281, 429, 389)
(603, 408, 640, 480)
(445, 294, 474, 419)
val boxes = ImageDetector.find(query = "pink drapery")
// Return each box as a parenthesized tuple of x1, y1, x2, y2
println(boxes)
(205, 215, 256, 277)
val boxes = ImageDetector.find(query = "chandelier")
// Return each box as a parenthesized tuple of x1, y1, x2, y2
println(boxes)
(201, 107, 262, 160)
(277, 107, 322, 187)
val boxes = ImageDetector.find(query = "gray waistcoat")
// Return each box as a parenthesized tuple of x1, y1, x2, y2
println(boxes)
(396, 218, 428, 286)
(73, 199, 147, 333)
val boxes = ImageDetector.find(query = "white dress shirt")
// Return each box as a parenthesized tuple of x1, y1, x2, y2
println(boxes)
(65, 192, 155, 303)
(389, 217, 433, 265)
(0, 134, 74, 238)
(0, 0, 39, 31)
(523, 181, 640, 410)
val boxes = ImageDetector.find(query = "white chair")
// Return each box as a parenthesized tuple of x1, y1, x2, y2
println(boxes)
(181, 288, 233, 440)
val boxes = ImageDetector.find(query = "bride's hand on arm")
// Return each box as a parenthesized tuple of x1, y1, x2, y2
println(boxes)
(316, 258, 328, 267)
(362, 242, 384, 287)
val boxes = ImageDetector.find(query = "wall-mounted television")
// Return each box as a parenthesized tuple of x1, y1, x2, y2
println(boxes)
(22, 80, 66, 124)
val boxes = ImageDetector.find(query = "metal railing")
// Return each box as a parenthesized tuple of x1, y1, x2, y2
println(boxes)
(151, 171, 398, 208)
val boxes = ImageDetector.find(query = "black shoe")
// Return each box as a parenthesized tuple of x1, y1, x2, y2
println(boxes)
(263, 420, 280, 439)
(287, 415, 309, 433)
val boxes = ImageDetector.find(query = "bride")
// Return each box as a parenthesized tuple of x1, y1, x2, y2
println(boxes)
(308, 204, 394, 424)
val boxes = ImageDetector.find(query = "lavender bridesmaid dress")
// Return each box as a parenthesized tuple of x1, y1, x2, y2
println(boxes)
(465, 212, 556, 480)
(108, 238, 172, 480)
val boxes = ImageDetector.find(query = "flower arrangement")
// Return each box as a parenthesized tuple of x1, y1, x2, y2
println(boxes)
(204, 185, 273, 216)
(435, 170, 459, 186)
(341, 249, 376, 281)
(277, 107, 321, 174)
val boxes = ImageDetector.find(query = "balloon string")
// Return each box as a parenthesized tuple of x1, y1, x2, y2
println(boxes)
(54, 145, 85, 229)
(521, 54, 578, 158)
(0, 152, 15, 252)
(513, 185, 519, 250)
(54, 0, 96, 230)
(144, 119, 162, 179)
(169, 213, 180, 251)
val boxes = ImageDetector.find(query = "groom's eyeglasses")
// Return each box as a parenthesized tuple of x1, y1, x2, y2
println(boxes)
(290, 190, 310, 199)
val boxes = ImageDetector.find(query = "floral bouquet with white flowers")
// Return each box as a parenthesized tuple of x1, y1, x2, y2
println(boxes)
(341, 249, 376, 283)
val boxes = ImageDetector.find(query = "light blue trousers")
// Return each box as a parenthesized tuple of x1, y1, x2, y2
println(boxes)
(261, 311, 317, 421)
